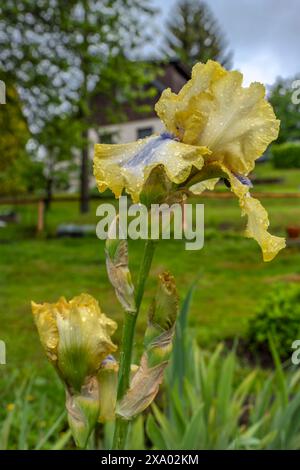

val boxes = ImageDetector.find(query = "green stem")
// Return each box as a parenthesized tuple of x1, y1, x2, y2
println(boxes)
(135, 239, 157, 312)
(116, 311, 136, 401)
(112, 239, 157, 450)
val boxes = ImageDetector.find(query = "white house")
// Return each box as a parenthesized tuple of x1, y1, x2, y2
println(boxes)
(89, 60, 190, 145)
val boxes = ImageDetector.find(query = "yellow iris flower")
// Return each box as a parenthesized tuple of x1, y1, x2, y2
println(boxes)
(31, 293, 117, 391)
(32, 294, 118, 447)
(94, 60, 285, 261)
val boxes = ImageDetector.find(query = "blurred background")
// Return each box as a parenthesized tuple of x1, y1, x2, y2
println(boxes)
(0, 0, 300, 450)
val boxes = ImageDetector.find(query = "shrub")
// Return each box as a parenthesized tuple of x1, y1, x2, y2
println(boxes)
(247, 284, 300, 358)
(272, 142, 300, 169)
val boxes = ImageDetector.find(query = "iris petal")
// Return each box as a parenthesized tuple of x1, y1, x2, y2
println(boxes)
(32, 294, 117, 388)
(189, 178, 220, 195)
(94, 134, 210, 202)
(221, 167, 285, 262)
(155, 60, 280, 175)
(93, 60, 284, 260)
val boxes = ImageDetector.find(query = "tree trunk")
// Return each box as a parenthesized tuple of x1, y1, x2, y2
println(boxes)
(80, 128, 89, 213)
(79, 0, 90, 214)
(44, 176, 53, 211)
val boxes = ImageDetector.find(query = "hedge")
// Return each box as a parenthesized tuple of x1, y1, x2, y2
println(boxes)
(272, 141, 300, 169)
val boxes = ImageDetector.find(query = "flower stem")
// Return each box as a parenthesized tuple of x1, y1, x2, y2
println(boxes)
(112, 239, 157, 450)
(135, 239, 157, 312)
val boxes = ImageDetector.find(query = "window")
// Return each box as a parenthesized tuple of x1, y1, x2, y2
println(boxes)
(137, 127, 153, 139)
(99, 131, 118, 144)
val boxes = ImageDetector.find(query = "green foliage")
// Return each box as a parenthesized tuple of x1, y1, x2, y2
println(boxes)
(0, 195, 295, 365)
(272, 142, 300, 169)
(3, 284, 300, 449)
(269, 76, 300, 144)
(248, 336, 300, 450)
(0, 0, 157, 208)
(165, 0, 232, 69)
(0, 369, 70, 450)
(247, 284, 300, 359)
(101, 417, 145, 450)
(148, 343, 260, 449)
(22, 161, 45, 194)
(171, 279, 198, 394)
(0, 83, 30, 195)
(148, 289, 261, 449)
(0, 365, 147, 450)
(0, 0, 156, 129)
(146, 287, 300, 450)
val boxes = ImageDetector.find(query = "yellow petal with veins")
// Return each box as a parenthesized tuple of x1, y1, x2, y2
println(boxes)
(94, 134, 210, 202)
(222, 167, 285, 262)
(155, 61, 226, 140)
(56, 294, 117, 383)
(155, 60, 279, 175)
(31, 298, 64, 361)
(32, 294, 117, 390)
(189, 178, 220, 195)
(93, 59, 284, 261)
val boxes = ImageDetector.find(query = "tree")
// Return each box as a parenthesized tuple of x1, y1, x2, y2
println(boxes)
(165, 0, 232, 69)
(269, 77, 300, 144)
(30, 115, 83, 209)
(0, 0, 156, 212)
(0, 84, 30, 196)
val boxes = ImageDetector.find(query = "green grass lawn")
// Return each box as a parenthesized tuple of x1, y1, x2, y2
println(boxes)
(1, 172, 300, 372)
(251, 161, 300, 192)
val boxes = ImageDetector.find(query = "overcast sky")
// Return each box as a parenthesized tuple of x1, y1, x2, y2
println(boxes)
(150, 0, 300, 86)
